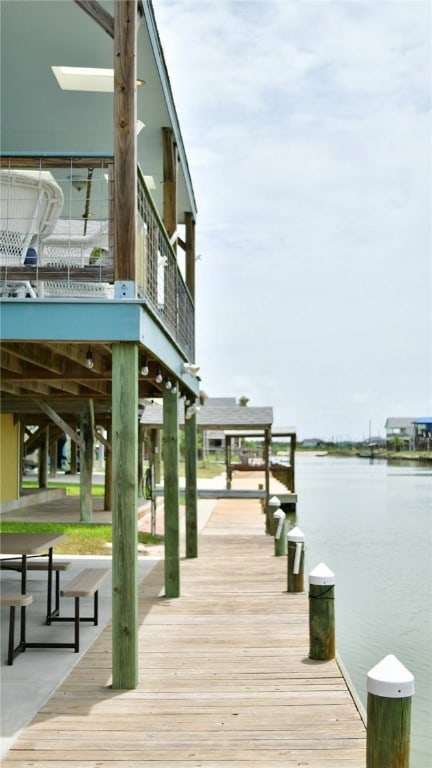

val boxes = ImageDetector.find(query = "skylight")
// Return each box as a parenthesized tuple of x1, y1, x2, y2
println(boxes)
(52, 66, 114, 92)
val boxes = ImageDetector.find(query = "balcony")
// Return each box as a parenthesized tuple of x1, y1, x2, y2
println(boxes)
(0, 155, 194, 361)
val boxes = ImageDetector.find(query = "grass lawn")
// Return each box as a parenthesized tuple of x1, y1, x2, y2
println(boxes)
(12, 461, 224, 555)
(22, 481, 105, 497)
(0, 521, 162, 556)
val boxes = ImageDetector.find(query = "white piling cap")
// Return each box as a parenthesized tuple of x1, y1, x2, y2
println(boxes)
(308, 562, 335, 585)
(273, 508, 285, 519)
(287, 526, 305, 542)
(269, 496, 281, 507)
(367, 654, 415, 698)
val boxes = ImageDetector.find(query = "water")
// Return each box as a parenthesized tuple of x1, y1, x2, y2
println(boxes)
(294, 454, 432, 767)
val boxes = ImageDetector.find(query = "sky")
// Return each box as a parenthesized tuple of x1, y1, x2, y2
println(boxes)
(154, 0, 431, 442)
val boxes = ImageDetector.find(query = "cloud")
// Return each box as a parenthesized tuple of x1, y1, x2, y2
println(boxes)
(156, 0, 431, 439)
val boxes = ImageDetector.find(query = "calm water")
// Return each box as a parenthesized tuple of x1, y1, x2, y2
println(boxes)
(294, 454, 432, 767)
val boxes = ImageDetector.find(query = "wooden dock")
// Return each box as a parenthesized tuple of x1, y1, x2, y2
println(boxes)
(2, 493, 366, 767)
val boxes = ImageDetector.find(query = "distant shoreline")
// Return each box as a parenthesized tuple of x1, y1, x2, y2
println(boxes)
(296, 448, 432, 463)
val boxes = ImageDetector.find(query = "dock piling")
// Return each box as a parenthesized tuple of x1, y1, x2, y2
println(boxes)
(366, 654, 414, 768)
(308, 562, 335, 660)
(287, 526, 305, 592)
(273, 507, 286, 556)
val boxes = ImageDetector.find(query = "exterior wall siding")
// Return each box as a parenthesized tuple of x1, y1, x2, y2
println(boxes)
(0, 414, 19, 502)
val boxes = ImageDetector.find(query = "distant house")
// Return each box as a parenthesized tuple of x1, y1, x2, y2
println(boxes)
(300, 438, 327, 449)
(412, 418, 432, 451)
(201, 398, 240, 455)
(385, 418, 416, 450)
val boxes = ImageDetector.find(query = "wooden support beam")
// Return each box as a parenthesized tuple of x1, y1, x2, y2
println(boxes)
(114, 0, 137, 286)
(162, 127, 178, 240)
(264, 427, 271, 507)
(95, 429, 111, 450)
(38, 427, 48, 489)
(80, 407, 94, 522)
(138, 423, 145, 497)
(0, 350, 24, 373)
(2, 343, 64, 374)
(163, 387, 180, 597)
(111, 342, 138, 689)
(70, 439, 78, 474)
(104, 422, 112, 512)
(74, 0, 114, 37)
(185, 211, 196, 301)
(225, 436, 232, 490)
(184, 406, 198, 558)
(33, 400, 85, 450)
(150, 428, 161, 484)
(49, 440, 57, 478)
(290, 434, 296, 492)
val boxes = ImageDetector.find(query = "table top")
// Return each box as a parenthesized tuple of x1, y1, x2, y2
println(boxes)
(0, 532, 65, 556)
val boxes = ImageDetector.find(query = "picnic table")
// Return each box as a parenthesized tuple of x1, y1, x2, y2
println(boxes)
(0, 532, 65, 661)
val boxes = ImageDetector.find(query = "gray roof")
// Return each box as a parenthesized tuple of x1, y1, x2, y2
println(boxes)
(140, 401, 273, 430)
(385, 417, 416, 429)
(204, 397, 237, 407)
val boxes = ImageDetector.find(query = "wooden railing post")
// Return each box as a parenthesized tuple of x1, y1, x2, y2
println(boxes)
(287, 526, 305, 592)
(367, 654, 414, 768)
(308, 563, 335, 661)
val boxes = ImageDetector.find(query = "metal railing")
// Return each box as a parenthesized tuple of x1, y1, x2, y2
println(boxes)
(0, 154, 195, 359)
(137, 166, 194, 360)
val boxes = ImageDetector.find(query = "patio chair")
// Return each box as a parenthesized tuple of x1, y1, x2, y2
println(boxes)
(38, 220, 114, 298)
(0, 170, 64, 297)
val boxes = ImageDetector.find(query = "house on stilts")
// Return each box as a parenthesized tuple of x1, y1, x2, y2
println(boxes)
(0, 0, 199, 688)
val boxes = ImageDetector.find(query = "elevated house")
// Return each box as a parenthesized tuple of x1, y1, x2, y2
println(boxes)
(412, 418, 432, 451)
(385, 417, 417, 450)
(0, 0, 200, 688)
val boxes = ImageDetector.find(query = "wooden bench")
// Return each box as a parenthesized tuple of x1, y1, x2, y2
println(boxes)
(1, 559, 71, 622)
(53, 568, 110, 652)
(0, 593, 33, 665)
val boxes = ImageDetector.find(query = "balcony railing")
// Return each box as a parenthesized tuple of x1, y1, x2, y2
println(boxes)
(0, 155, 194, 360)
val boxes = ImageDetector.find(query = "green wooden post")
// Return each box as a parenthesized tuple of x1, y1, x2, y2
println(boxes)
(308, 563, 335, 661)
(104, 422, 112, 513)
(268, 495, 280, 536)
(163, 386, 180, 597)
(49, 440, 57, 477)
(70, 437, 78, 474)
(185, 406, 198, 558)
(138, 423, 145, 498)
(38, 427, 48, 489)
(153, 429, 161, 484)
(225, 436, 231, 489)
(273, 508, 286, 556)
(112, 342, 138, 689)
(80, 408, 93, 523)
(367, 655, 414, 768)
(287, 526, 305, 592)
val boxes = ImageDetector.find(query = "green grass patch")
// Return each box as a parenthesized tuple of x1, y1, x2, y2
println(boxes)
(22, 481, 105, 497)
(178, 461, 224, 479)
(0, 521, 162, 556)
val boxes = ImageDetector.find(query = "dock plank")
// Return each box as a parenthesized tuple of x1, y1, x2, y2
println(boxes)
(1, 495, 366, 766)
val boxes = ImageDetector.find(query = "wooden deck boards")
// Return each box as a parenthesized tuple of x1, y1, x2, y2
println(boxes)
(2, 495, 366, 767)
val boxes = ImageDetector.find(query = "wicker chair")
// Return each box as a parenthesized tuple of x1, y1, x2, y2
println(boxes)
(0, 170, 64, 298)
(39, 221, 114, 298)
